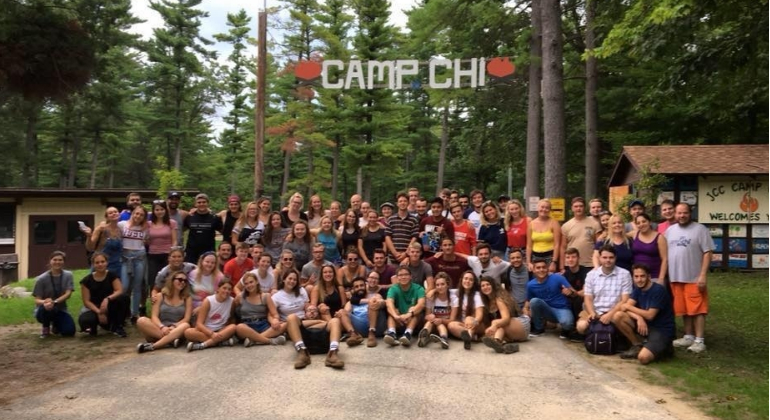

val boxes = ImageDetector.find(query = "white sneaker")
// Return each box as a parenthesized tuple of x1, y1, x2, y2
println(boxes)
(687, 342, 706, 353)
(672, 336, 695, 348)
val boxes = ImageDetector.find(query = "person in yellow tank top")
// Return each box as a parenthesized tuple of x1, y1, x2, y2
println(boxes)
(526, 199, 561, 272)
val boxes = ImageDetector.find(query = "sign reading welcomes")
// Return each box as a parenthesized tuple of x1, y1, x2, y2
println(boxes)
(294, 57, 515, 90)
(698, 177, 769, 224)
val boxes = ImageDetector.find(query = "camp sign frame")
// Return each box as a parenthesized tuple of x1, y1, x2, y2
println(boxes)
(698, 177, 769, 224)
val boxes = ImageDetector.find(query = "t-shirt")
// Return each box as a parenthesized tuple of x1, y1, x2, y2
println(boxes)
(233, 220, 265, 245)
(118, 221, 147, 251)
(665, 222, 714, 283)
(147, 220, 178, 254)
(420, 216, 454, 257)
(369, 264, 397, 286)
(466, 256, 510, 282)
(561, 217, 600, 267)
(526, 273, 572, 310)
(154, 262, 197, 290)
(80, 271, 120, 306)
(183, 212, 223, 263)
(563, 265, 590, 291)
(425, 255, 470, 289)
(467, 211, 481, 236)
(630, 282, 675, 339)
(505, 265, 530, 309)
(189, 270, 223, 308)
(242, 268, 276, 292)
(283, 240, 311, 271)
(223, 258, 255, 288)
(32, 270, 75, 311)
(458, 291, 484, 319)
(426, 291, 459, 319)
(300, 260, 332, 282)
(657, 220, 672, 235)
(478, 221, 507, 254)
(280, 210, 308, 229)
(387, 282, 426, 314)
(316, 231, 341, 262)
(406, 261, 433, 287)
(385, 213, 420, 257)
(272, 288, 309, 320)
(360, 228, 387, 261)
(452, 221, 477, 255)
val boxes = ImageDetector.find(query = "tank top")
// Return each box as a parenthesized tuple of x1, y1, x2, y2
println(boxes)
(632, 232, 662, 278)
(506, 217, 528, 248)
(203, 294, 233, 331)
(148, 220, 176, 254)
(321, 286, 343, 316)
(340, 228, 359, 255)
(159, 296, 186, 326)
(238, 292, 268, 320)
(531, 229, 555, 253)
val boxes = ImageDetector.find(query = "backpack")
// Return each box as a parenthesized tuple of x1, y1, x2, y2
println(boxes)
(584, 320, 617, 355)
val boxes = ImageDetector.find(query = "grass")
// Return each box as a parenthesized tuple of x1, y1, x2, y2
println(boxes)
(642, 271, 769, 420)
(0, 269, 90, 326)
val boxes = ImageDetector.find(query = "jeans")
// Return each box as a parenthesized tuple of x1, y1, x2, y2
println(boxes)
(35, 306, 76, 336)
(530, 297, 575, 332)
(121, 249, 147, 317)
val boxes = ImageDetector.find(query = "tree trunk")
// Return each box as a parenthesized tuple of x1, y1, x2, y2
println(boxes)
(541, 0, 567, 198)
(584, 0, 599, 200)
(68, 116, 81, 187)
(59, 135, 69, 188)
(331, 134, 340, 201)
(525, 0, 543, 215)
(436, 105, 449, 196)
(21, 102, 40, 188)
(281, 150, 291, 207)
(90, 129, 100, 188)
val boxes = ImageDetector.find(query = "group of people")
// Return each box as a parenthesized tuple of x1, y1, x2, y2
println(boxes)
(31, 187, 713, 368)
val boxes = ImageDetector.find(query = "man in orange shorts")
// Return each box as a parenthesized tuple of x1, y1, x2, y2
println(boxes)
(665, 203, 714, 353)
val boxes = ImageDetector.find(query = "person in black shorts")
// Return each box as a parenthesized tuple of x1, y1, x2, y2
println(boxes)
(286, 306, 345, 370)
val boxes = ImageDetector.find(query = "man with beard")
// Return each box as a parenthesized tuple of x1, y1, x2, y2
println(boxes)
(344, 277, 388, 347)
(504, 248, 529, 311)
(368, 248, 396, 290)
(560, 197, 600, 270)
(167, 191, 188, 247)
(464, 242, 510, 283)
(119, 192, 142, 221)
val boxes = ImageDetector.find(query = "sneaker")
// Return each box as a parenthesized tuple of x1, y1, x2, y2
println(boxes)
(339, 332, 350, 342)
(366, 333, 377, 348)
(220, 337, 236, 347)
(482, 336, 505, 353)
(244, 338, 254, 348)
(383, 331, 400, 346)
(529, 328, 545, 337)
(417, 329, 430, 348)
(437, 335, 450, 349)
(294, 349, 311, 369)
(559, 330, 570, 340)
(567, 331, 585, 342)
(136, 342, 154, 354)
(270, 335, 287, 346)
(51, 325, 59, 335)
(460, 330, 472, 350)
(687, 341, 707, 354)
(399, 332, 412, 347)
(187, 342, 205, 352)
(112, 326, 128, 338)
(172, 338, 181, 348)
(502, 343, 520, 354)
(40, 327, 50, 339)
(324, 350, 345, 369)
(673, 336, 695, 348)
(347, 332, 364, 347)
(620, 344, 643, 359)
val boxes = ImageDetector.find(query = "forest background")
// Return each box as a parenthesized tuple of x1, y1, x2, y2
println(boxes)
(0, 0, 767, 210)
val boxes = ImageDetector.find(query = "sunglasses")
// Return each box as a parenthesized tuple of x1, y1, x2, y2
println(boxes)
(153, 199, 166, 205)
(173, 277, 188, 282)
(347, 258, 358, 262)
(283, 258, 294, 262)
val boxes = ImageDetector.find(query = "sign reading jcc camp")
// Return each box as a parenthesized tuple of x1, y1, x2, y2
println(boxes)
(294, 57, 515, 90)
(698, 177, 769, 224)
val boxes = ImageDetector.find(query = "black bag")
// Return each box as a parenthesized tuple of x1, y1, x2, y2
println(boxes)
(300, 325, 330, 355)
(584, 320, 617, 355)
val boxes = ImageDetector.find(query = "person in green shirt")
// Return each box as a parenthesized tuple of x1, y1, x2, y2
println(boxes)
(384, 267, 426, 347)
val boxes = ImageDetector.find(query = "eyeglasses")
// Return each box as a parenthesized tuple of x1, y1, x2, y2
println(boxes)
(282, 258, 293, 262)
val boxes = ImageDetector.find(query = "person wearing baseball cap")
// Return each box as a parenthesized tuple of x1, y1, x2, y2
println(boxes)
(166, 191, 187, 246)
(626, 199, 646, 233)
(379, 202, 395, 227)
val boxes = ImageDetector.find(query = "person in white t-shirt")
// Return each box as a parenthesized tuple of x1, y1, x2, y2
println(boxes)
(447, 271, 485, 350)
(417, 273, 458, 349)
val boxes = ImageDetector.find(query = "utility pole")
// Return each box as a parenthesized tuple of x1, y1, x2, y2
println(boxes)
(254, 2, 267, 200)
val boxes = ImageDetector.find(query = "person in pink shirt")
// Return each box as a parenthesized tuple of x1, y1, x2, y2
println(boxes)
(657, 199, 676, 234)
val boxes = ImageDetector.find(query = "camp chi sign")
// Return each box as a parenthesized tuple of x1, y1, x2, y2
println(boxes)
(294, 57, 515, 89)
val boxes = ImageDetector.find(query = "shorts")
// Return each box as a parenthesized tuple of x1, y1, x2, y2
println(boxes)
(643, 327, 674, 359)
(516, 315, 531, 340)
(351, 308, 388, 336)
(244, 319, 270, 333)
(671, 282, 709, 316)
(300, 323, 330, 355)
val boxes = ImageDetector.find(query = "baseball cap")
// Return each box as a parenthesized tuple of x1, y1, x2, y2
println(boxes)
(628, 199, 645, 208)
(167, 191, 181, 199)
(380, 202, 395, 210)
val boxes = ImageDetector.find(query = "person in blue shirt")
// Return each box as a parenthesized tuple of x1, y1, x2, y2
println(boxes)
(522, 259, 577, 338)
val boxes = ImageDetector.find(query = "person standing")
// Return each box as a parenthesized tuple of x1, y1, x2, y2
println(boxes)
(183, 193, 223, 264)
(166, 191, 188, 247)
(657, 199, 676, 234)
(560, 197, 600, 271)
(119, 192, 142, 221)
(665, 203, 714, 353)
(119, 206, 149, 323)
(385, 193, 420, 262)
(218, 195, 242, 245)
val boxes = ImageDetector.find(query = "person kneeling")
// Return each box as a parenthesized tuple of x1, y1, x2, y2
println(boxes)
(612, 264, 675, 364)
(185, 281, 237, 351)
(286, 306, 344, 370)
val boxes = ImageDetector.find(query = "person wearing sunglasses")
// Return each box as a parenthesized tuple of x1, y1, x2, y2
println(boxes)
(136, 270, 192, 353)
(337, 249, 366, 295)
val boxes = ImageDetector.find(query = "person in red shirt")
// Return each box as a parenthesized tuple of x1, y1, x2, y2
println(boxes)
(223, 243, 255, 292)
(449, 203, 477, 256)
(425, 238, 470, 289)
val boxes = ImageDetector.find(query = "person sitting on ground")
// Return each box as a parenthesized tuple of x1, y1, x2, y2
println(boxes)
(136, 270, 192, 352)
(188, 252, 224, 316)
(577, 244, 632, 335)
(272, 270, 310, 327)
(613, 264, 675, 364)
(311, 264, 363, 346)
(234, 272, 286, 347)
(417, 273, 458, 349)
(185, 281, 237, 351)
(286, 305, 345, 370)
(479, 276, 530, 354)
(522, 259, 577, 339)
(344, 275, 388, 348)
(383, 266, 426, 347)
(78, 252, 129, 338)
(32, 251, 76, 338)
(447, 271, 485, 350)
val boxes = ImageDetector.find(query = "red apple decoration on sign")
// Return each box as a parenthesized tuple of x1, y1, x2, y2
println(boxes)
(739, 192, 759, 212)
(487, 57, 515, 79)
(295, 60, 322, 81)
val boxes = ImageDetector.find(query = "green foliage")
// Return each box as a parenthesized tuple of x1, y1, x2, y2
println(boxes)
(612, 161, 670, 221)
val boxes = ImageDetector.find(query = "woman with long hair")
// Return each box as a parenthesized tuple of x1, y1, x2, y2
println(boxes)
(594, 210, 612, 241)
(232, 201, 265, 247)
(272, 270, 310, 324)
(479, 276, 529, 353)
(328, 201, 343, 230)
(257, 196, 272, 226)
(136, 270, 192, 352)
(526, 199, 562, 273)
(185, 281, 237, 351)
(119, 205, 149, 323)
(146, 200, 177, 316)
(188, 252, 224, 315)
(312, 264, 346, 318)
(311, 215, 342, 265)
(283, 220, 312, 270)
(417, 272, 458, 349)
(447, 271, 485, 350)
(632, 213, 668, 284)
(281, 192, 308, 228)
(358, 210, 387, 268)
(503, 199, 528, 260)
(262, 211, 290, 263)
(592, 214, 634, 271)
(235, 272, 286, 346)
(478, 201, 507, 258)
(339, 209, 361, 256)
(306, 194, 325, 229)
(83, 207, 123, 276)
(78, 252, 130, 338)
(32, 251, 76, 338)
